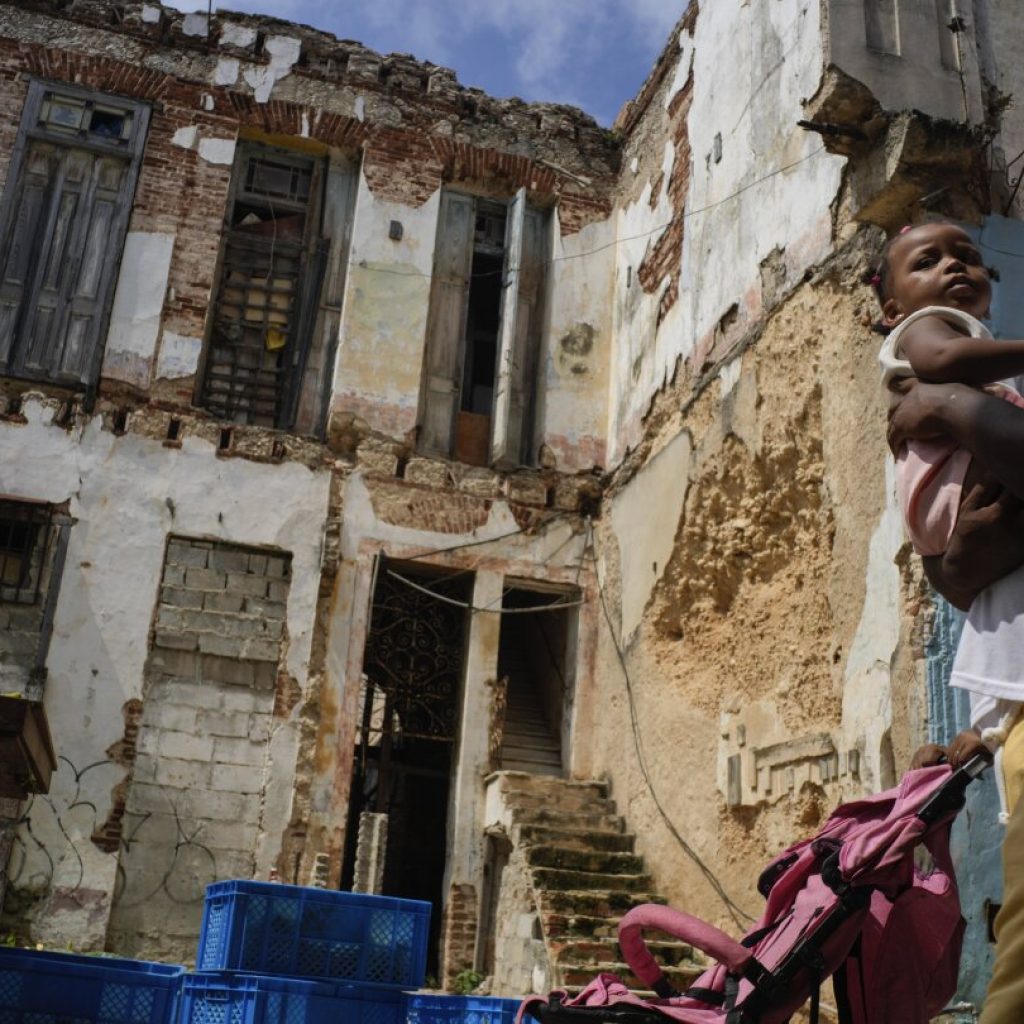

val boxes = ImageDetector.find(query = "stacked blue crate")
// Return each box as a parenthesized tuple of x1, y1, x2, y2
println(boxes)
(0, 946, 184, 1024)
(182, 880, 432, 1024)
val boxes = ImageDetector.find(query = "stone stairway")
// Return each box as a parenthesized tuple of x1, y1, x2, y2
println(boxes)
(492, 773, 705, 995)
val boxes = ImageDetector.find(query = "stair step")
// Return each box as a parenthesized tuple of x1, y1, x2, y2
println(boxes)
(532, 867, 653, 892)
(497, 774, 609, 798)
(506, 794, 618, 818)
(512, 807, 625, 833)
(559, 961, 704, 991)
(517, 825, 635, 853)
(501, 743, 561, 762)
(552, 938, 696, 967)
(539, 890, 667, 918)
(527, 845, 645, 875)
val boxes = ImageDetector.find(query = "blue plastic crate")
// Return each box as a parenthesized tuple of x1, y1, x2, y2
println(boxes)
(0, 946, 184, 1024)
(179, 972, 407, 1024)
(405, 995, 524, 1024)
(197, 881, 431, 987)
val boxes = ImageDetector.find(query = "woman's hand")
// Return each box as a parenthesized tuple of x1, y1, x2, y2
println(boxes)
(886, 378, 971, 453)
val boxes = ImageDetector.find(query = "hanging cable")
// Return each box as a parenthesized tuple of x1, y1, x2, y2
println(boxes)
(385, 568, 585, 614)
(587, 522, 755, 927)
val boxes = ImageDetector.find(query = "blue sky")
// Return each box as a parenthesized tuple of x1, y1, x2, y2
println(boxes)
(167, 1, 684, 126)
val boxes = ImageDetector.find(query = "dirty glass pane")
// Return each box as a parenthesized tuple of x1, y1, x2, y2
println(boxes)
(41, 97, 85, 131)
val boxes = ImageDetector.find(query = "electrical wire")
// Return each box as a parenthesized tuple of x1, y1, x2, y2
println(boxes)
(385, 567, 585, 614)
(355, 144, 828, 284)
(587, 522, 755, 928)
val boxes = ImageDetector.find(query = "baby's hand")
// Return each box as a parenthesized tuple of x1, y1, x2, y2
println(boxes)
(910, 743, 948, 769)
(946, 729, 993, 768)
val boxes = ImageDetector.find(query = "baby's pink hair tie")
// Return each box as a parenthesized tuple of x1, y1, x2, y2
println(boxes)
(898, 224, 913, 234)
(870, 274, 882, 285)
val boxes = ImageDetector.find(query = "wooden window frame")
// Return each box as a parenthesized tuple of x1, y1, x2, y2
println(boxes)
(0, 79, 150, 397)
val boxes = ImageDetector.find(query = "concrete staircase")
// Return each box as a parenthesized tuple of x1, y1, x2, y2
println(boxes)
(493, 773, 705, 995)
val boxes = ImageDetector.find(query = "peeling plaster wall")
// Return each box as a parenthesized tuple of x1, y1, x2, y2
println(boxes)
(0, 399, 330, 950)
(331, 176, 440, 439)
(607, 0, 843, 461)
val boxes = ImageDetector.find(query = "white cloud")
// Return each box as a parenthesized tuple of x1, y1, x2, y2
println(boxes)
(163, 0, 686, 121)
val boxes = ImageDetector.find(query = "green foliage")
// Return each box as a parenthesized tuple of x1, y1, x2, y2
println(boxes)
(451, 969, 484, 995)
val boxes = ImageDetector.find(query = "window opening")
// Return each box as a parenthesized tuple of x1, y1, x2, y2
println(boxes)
(200, 145, 327, 429)
(342, 560, 470, 976)
(420, 190, 548, 468)
(0, 502, 53, 605)
(0, 81, 148, 392)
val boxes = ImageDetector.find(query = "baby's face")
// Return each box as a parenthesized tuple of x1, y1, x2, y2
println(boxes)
(883, 223, 991, 324)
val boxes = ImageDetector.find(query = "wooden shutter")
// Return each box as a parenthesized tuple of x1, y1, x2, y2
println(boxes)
(0, 81, 148, 390)
(420, 191, 474, 456)
(491, 193, 548, 467)
(489, 188, 525, 467)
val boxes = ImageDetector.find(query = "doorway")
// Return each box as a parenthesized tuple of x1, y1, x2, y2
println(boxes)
(342, 561, 471, 976)
(495, 586, 577, 776)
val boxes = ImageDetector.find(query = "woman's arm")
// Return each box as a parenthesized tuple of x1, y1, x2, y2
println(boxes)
(900, 316, 1024, 385)
(922, 480, 1024, 610)
(888, 380, 1024, 501)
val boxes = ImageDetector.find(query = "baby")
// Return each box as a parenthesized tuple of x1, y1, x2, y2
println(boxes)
(875, 220, 1024, 784)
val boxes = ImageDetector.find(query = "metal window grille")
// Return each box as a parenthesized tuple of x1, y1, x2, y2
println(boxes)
(0, 501, 53, 605)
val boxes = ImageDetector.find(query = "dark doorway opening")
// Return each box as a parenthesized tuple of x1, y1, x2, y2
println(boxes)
(342, 561, 471, 978)
(495, 586, 576, 776)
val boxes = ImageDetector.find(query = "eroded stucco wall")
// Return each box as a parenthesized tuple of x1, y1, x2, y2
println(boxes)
(0, 398, 330, 951)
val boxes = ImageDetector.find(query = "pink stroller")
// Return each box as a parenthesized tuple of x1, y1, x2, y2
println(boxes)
(522, 756, 988, 1024)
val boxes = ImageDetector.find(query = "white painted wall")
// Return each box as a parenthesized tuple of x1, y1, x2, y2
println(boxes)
(608, 0, 844, 461)
(0, 398, 330, 947)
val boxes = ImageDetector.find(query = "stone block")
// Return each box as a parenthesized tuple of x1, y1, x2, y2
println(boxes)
(135, 727, 160, 757)
(153, 703, 199, 733)
(253, 662, 278, 691)
(167, 540, 210, 568)
(220, 688, 262, 713)
(189, 789, 257, 822)
(243, 597, 287, 620)
(243, 638, 281, 663)
(209, 762, 265, 794)
(265, 556, 290, 579)
(124, 809, 180, 847)
(267, 581, 289, 603)
(226, 572, 268, 597)
(153, 629, 199, 652)
(198, 633, 246, 659)
(506, 474, 548, 506)
(261, 619, 284, 641)
(247, 553, 268, 576)
(162, 565, 186, 587)
(195, 820, 259, 853)
(160, 586, 205, 610)
(404, 457, 450, 488)
(159, 730, 215, 761)
(152, 756, 210, 789)
(148, 648, 202, 680)
(248, 713, 273, 742)
(213, 735, 266, 766)
(208, 548, 251, 573)
(203, 591, 245, 614)
(199, 654, 255, 687)
(185, 567, 227, 591)
(162, 682, 223, 710)
(199, 709, 252, 738)
(125, 781, 176, 816)
(155, 607, 185, 631)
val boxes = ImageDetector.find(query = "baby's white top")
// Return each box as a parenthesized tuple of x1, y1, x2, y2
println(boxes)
(878, 305, 991, 388)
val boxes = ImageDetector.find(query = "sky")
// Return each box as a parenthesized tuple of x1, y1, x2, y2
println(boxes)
(166, 1, 685, 126)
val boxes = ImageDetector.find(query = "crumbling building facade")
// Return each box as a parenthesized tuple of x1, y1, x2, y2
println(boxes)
(0, 0, 1022, 1012)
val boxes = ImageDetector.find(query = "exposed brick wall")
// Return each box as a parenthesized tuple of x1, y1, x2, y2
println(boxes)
(636, 77, 693, 323)
(441, 882, 479, 990)
(107, 536, 291, 961)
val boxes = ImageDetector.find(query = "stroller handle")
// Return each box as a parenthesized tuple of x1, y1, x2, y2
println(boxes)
(618, 903, 753, 989)
(917, 751, 990, 824)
